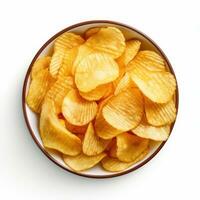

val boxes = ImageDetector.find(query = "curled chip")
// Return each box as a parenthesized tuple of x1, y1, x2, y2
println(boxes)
(86, 27, 125, 59)
(132, 117, 171, 141)
(62, 89, 98, 126)
(117, 40, 141, 66)
(79, 83, 111, 101)
(31, 56, 51, 79)
(145, 98, 176, 126)
(75, 52, 119, 92)
(84, 27, 100, 39)
(102, 88, 143, 131)
(57, 47, 78, 79)
(26, 69, 51, 113)
(40, 100, 81, 155)
(63, 152, 106, 171)
(72, 45, 95, 75)
(127, 50, 166, 72)
(131, 65, 176, 103)
(54, 32, 84, 53)
(83, 122, 110, 156)
(101, 149, 149, 172)
(114, 73, 136, 95)
(46, 76, 75, 113)
(65, 119, 88, 134)
(116, 133, 149, 162)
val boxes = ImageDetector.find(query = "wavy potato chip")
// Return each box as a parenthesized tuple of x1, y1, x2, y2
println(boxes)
(26, 69, 51, 113)
(131, 65, 176, 103)
(65, 119, 88, 134)
(79, 83, 111, 101)
(46, 76, 74, 113)
(117, 40, 141, 66)
(86, 27, 125, 58)
(132, 117, 171, 141)
(116, 133, 149, 162)
(40, 100, 81, 155)
(63, 152, 106, 171)
(114, 73, 136, 95)
(145, 98, 176, 126)
(75, 52, 119, 92)
(83, 122, 110, 156)
(101, 149, 149, 172)
(54, 32, 84, 53)
(127, 50, 166, 72)
(84, 27, 100, 39)
(62, 89, 98, 126)
(31, 56, 51, 79)
(103, 88, 143, 131)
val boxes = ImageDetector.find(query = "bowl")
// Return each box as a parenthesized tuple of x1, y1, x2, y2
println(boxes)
(22, 20, 179, 178)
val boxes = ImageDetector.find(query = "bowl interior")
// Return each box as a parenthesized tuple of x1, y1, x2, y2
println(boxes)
(24, 21, 176, 178)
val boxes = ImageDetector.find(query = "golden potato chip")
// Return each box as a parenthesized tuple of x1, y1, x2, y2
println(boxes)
(145, 98, 176, 126)
(59, 119, 66, 127)
(114, 73, 136, 95)
(40, 100, 81, 155)
(116, 133, 149, 162)
(57, 47, 78, 79)
(83, 122, 110, 156)
(72, 45, 95, 75)
(132, 117, 171, 141)
(63, 152, 106, 171)
(130, 65, 176, 103)
(100, 84, 114, 100)
(26, 69, 51, 113)
(31, 56, 51, 79)
(54, 32, 84, 53)
(101, 149, 149, 172)
(102, 88, 143, 131)
(75, 52, 119, 92)
(79, 84, 111, 101)
(84, 27, 100, 39)
(86, 27, 125, 59)
(62, 89, 98, 126)
(117, 40, 141, 66)
(46, 76, 74, 113)
(127, 50, 166, 72)
(65, 119, 88, 134)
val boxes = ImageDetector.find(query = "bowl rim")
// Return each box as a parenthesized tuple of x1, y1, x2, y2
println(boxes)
(22, 20, 179, 179)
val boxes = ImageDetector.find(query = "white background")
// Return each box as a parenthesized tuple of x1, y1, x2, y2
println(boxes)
(0, 0, 199, 199)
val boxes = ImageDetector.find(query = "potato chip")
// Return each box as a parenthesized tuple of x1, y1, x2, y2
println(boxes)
(79, 84, 111, 101)
(65, 119, 88, 134)
(54, 32, 84, 53)
(145, 98, 176, 126)
(100, 84, 114, 100)
(101, 149, 149, 172)
(84, 27, 100, 39)
(130, 65, 176, 103)
(83, 122, 110, 156)
(63, 152, 106, 171)
(62, 89, 98, 126)
(46, 76, 74, 113)
(102, 88, 143, 131)
(72, 45, 95, 75)
(86, 27, 125, 59)
(114, 73, 136, 95)
(75, 52, 119, 92)
(117, 40, 141, 66)
(116, 133, 149, 162)
(109, 141, 117, 158)
(40, 100, 81, 155)
(127, 50, 166, 72)
(59, 119, 66, 127)
(57, 47, 78, 79)
(132, 117, 171, 141)
(26, 69, 51, 113)
(31, 56, 51, 79)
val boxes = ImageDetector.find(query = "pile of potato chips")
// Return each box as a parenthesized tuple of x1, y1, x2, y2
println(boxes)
(26, 26, 177, 172)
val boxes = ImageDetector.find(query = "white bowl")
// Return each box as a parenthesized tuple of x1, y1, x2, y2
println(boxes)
(22, 20, 178, 178)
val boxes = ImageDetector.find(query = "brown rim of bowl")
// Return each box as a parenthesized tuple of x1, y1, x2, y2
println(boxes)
(22, 20, 179, 179)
